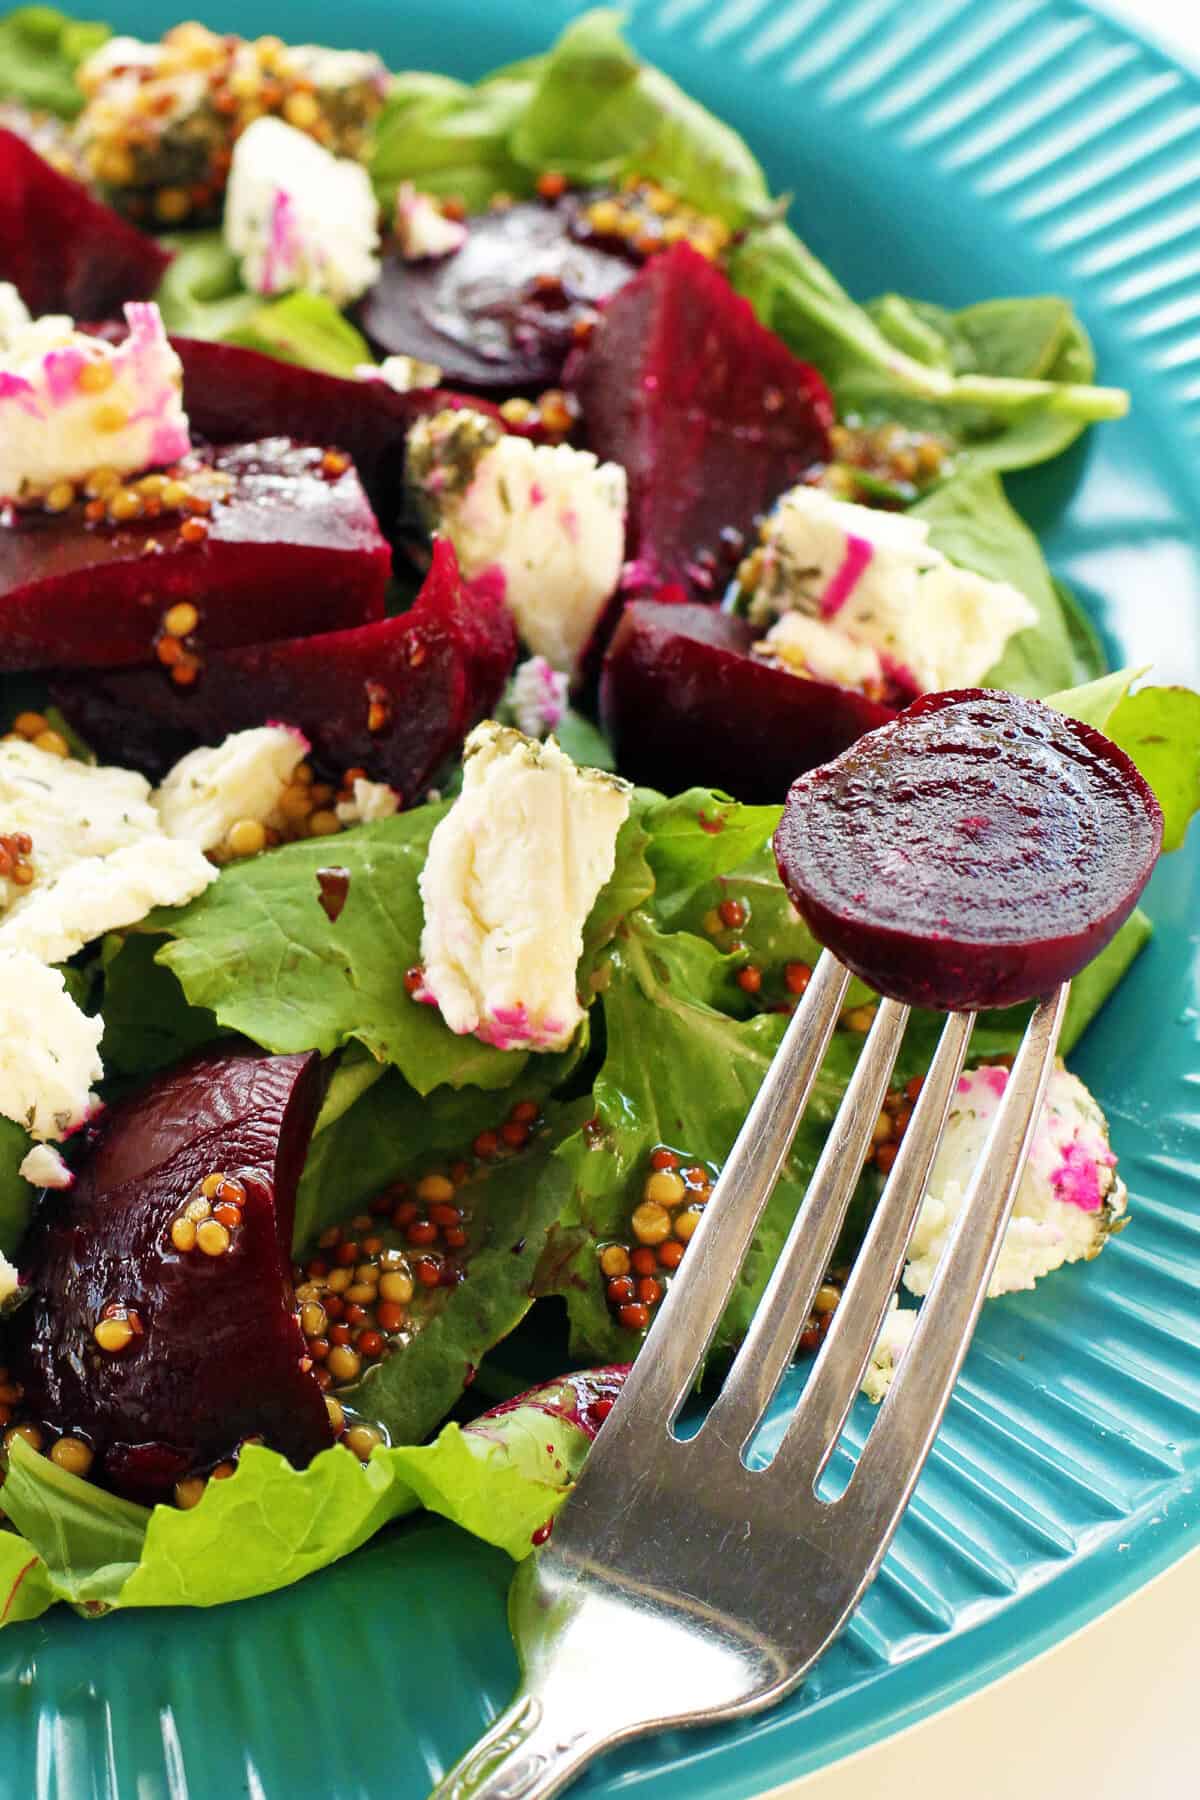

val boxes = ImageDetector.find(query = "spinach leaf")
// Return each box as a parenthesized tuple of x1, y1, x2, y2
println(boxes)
(0, 1118, 31, 1259)
(98, 933, 222, 1079)
(369, 68, 536, 213)
(0, 6, 109, 118)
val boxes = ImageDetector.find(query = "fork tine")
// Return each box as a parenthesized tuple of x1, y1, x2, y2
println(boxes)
(845, 984, 1070, 1527)
(777, 1009, 974, 1483)
(591, 950, 850, 1441)
(700, 995, 910, 1459)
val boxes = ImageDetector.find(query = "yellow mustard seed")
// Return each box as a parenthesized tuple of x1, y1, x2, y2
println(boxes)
(300, 1301, 328, 1338)
(163, 601, 199, 638)
(327, 1345, 362, 1383)
(599, 1244, 631, 1279)
(644, 1170, 686, 1209)
(378, 1270, 414, 1305)
(325, 1397, 345, 1434)
(308, 809, 341, 838)
(170, 1216, 197, 1253)
(416, 1173, 456, 1205)
(93, 1316, 134, 1353)
(50, 1437, 94, 1477)
(33, 729, 69, 758)
(196, 1219, 231, 1257)
(4, 1423, 43, 1454)
(814, 1283, 841, 1315)
(174, 1475, 207, 1509)
(76, 359, 115, 396)
(227, 818, 267, 858)
(630, 1200, 672, 1246)
(345, 1424, 383, 1460)
(91, 401, 128, 434)
(674, 1208, 703, 1244)
(44, 481, 76, 514)
(184, 1194, 212, 1221)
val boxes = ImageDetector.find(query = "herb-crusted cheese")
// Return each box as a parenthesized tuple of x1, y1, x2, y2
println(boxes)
(0, 300, 189, 503)
(0, 949, 104, 1141)
(408, 408, 628, 673)
(904, 1062, 1126, 1299)
(224, 115, 381, 307)
(745, 484, 1037, 693)
(418, 721, 632, 1052)
(154, 725, 309, 851)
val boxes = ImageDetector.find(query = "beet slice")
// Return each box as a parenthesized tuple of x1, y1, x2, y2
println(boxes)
(8, 1045, 334, 1504)
(358, 197, 641, 396)
(171, 336, 503, 535)
(774, 689, 1164, 1010)
(566, 243, 833, 601)
(599, 600, 896, 802)
(52, 537, 516, 792)
(0, 438, 390, 672)
(0, 129, 171, 319)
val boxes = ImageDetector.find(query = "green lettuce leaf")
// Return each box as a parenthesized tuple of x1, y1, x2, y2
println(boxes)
(98, 932, 223, 1079)
(224, 292, 374, 377)
(0, 1117, 32, 1259)
(1050, 672, 1200, 849)
(0, 6, 109, 117)
(152, 232, 262, 342)
(369, 67, 537, 212)
(0, 1528, 53, 1627)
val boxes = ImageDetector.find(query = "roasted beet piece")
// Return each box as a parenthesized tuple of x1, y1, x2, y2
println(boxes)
(0, 438, 390, 672)
(358, 198, 641, 396)
(774, 689, 1164, 1011)
(52, 537, 516, 793)
(600, 600, 895, 801)
(171, 336, 502, 534)
(0, 129, 171, 319)
(9, 1045, 334, 1504)
(566, 243, 833, 601)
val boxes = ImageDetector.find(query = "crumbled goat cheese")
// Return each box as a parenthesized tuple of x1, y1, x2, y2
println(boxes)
(757, 610, 885, 692)
(0, 738, 216, 963)
(408, 409, 627, 672)
(419, 722, 631, 1051)
(745, 485, 1037, 693)
(335, 777, 400, 826)
(393, 182, 468, 260)
(860, 1299, 918, 1404)
(19, 1143, 73, 1190)
(0, 300, 189, 502)
(356, 353, 444, 392)
(509, 656, 570, 739)
(224, 115, 381, 307)
(904, 1062, 1126, 1299)
(0, 1252, 17, 1303)
(0, 282, 31, 352)
(0, 950, 104, 1140)
(154, 725, 309, 852)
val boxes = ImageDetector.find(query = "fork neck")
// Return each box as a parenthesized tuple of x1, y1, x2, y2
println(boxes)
(428, 1688, 604, 1800)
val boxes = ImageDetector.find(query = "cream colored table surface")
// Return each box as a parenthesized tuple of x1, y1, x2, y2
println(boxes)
(773, 3, 1200, 1795)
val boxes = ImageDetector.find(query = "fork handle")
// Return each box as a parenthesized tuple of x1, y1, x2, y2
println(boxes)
(428, 1688, 603, 1800)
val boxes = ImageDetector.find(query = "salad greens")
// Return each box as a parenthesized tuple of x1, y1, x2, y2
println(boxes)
(0, 4, 107, 117)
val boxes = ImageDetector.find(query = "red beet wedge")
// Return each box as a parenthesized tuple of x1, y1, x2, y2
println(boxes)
(566, 243, 833, 600)
(774, 689, 1163, 1011)
(358, 197, 642, 396)
(600, 601, 896, 801)
(0, 129, 172, 319)
(171, 337, 503, 535)
(8, 1045, 334, 1505)
(0, 438, 390, 672)
(52, 537, 516, 793)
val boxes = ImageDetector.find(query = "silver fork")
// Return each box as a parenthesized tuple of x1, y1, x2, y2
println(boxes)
(431, 949, 1069, 1800)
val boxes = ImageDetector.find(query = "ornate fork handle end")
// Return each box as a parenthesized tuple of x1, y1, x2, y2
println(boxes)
(428, 1689, 602, 1800)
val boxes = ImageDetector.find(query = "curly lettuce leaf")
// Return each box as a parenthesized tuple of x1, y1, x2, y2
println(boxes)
(0, 6, 109, 117)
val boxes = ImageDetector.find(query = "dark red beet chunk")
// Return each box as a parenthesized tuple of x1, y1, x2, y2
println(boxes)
(52, 537, 516, 792)
(8, 1046, 334, 1504)
(567, 244, 833, 601)
(171, 336, 503, 536)
(600, 600, 896, 802)
(774, 689, 1164, 1010)
(358, 198, 641, 396)
(0, 129, 171, 318)
(0, 438, 390, 672)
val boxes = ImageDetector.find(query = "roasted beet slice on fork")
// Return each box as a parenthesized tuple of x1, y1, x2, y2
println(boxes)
(8, 1046, 335, 1504)
(774, 689, 1164, 1010)
(52, 538, 516, 792)
(0, 438, 390, 672)
(358, 196, 642, 396)
(599, 600, 896, 801)
(0, 128, 172, 318)
(566, 243, 833, 601)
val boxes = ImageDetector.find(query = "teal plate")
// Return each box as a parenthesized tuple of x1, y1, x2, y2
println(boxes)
(7, 1, 1200, 1795)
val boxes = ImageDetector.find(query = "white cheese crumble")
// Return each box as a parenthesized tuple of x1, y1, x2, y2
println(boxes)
(0, 1252, 17, 1304)
(418, 722, 631, 1052)
(0, 301, 190, 503)
(224, 115, 381, 307)
(408, 409, 627, 672)
(355, 354, 444, 392)
(0, 738, 216, 964)
(393, 182, 468, 260)
(0, 950, 104, 1141)
(336, 777, 400, 826)
(154, 725, 309, 852)
(510, 656, 569, 739)
(746, 485, 1038, 693)
(0, 282, 31, 352)
(904, 1062, 1126, 1300)
(757, 611, 885, 692)
(19, 1143, 73, 1189)
(860, 1299, 918, 1404)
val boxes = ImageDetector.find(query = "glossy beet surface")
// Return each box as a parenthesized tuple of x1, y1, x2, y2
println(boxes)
(358, 197, 641, 395)
(172, 337, 499, 536)
(52, 538, 516, 792)
(774, 689, 1164, 1010)
(0, 130, 171, 319)
(567, 243, 833, 599)
(9, 1046, 333, 1504)
(0, 439, 390, 672)
(600, 600, 895, 801)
